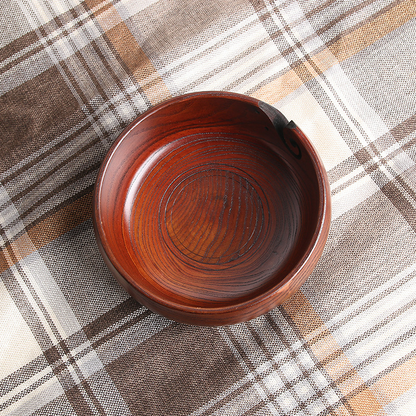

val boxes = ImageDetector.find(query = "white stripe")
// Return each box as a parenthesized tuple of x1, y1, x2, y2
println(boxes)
(165, 24, 268, 89)
(217, 326, 281, 415)
(331, 165, 366, 191)
(384, 385, 416, 416)
(324, 65, 390, 144)
(325, 263, 416, 331)
(159, 13, 259, 75)
(1, 372, 63, 416)
(115, 0, 160, 19)
(331, 172, 379, 220)
(20, 252, 83, 338)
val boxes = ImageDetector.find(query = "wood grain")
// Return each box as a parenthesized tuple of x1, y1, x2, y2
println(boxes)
(93, 92, 331, 325)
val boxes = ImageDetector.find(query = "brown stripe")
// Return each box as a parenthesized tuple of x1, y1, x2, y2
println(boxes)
(10, 138, 101, 204)
(282, 291, 323, 335)
(83, 298, 142, 339)
(303, 0, 337, 20)
(390, 112, 416, 141)
(80, 380, 106, 416)
(65, 385, 94, 416)
(345, 389, 384, 416)
(0, 30, 39, 63)
(0, 190, 94, 273)
(381, 180, 416, 231)
(28, 189, 94, 246)
(0, 251, 7, 275)
(5, 162, 99, 235)
(83, 0, 107, 9)
(91, 308, 153, 350)
(0, 43, 44, 76)
(6, 234, 37, 270)
(0, 244, 18, 272)
(0, 119, 92, 184)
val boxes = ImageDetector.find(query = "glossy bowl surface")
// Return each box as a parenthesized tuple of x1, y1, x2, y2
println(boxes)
(93, 91, 331, 325)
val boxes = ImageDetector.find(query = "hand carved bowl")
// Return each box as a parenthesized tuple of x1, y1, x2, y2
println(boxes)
(93, 91, 331, 326)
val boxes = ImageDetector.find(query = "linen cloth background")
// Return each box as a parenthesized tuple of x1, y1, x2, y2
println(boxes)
(1, 0, 416, 415)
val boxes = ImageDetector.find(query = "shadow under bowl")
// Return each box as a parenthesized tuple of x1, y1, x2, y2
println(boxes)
(93, 91, 331, 326)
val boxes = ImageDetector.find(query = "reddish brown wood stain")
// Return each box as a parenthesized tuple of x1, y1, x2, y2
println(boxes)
(93, 92, 331, 326)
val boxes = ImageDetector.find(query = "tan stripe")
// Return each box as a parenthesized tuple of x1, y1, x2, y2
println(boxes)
(281, 289, 324, 334)
(327, 0, 416, 61)
(283, 292, 384, 415)
(252, 70, 304, 105)
(0, 192, 93, 273)
(93, 2, 123, 32)
(83, 1, 171, 105)
(84, 0, 109, 10)
(253, 0, 416, 102)
(104, 19, 171, 105)
(28, 191, 93, 247)
(0, 244, 17, 272)
(372, 355, 416, 403)
(346, 389, 386, 416)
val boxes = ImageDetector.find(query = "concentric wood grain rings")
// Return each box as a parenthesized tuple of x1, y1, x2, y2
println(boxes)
(93, 92, 331, 325)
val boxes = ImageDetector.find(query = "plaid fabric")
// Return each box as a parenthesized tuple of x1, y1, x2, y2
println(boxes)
(1, 0, 415, 414)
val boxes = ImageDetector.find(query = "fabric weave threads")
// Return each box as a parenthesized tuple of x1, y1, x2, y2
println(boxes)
(1, 0, 416, 414)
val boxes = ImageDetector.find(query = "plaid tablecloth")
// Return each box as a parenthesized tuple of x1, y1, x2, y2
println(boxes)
(1, 0, 416, 415)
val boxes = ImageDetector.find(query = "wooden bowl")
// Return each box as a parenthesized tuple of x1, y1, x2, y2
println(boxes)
(93, 92, 331, 326)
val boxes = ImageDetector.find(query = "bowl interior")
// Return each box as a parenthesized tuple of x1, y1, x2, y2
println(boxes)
(95, 94, 324, 309)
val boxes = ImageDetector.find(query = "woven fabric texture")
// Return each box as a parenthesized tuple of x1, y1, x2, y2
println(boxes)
(1, 0, 416, 415)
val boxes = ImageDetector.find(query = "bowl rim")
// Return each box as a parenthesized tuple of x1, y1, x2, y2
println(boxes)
(93, 91, 331, 316)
